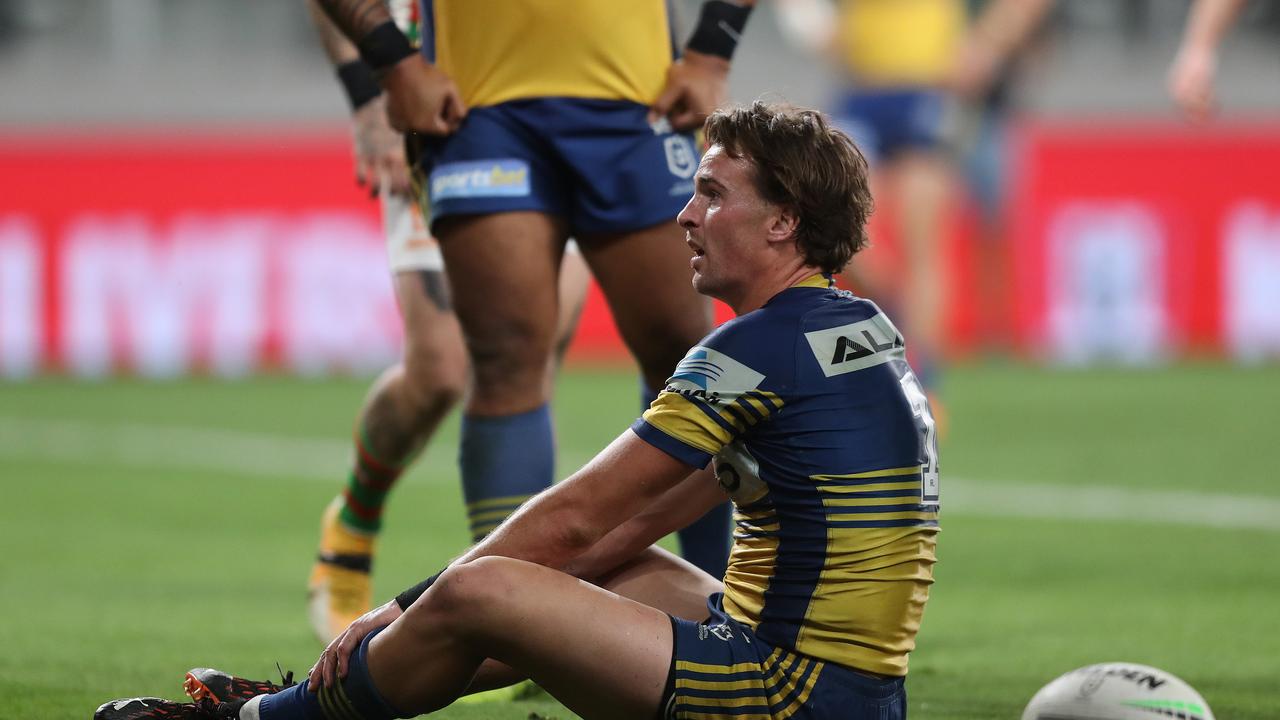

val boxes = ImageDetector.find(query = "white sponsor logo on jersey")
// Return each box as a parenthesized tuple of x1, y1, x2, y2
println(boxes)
(666, 346, 764, 405)
(804, 313, 905, 377)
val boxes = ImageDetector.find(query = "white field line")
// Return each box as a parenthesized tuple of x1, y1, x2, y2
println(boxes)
(1, 415, 1278, 532)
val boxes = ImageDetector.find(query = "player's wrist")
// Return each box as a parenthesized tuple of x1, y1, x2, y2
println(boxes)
(336, 60, 382, 111)
(680, 49, 732, 76)
(356, 20, 416, 74)
(686, 0, 753, 61)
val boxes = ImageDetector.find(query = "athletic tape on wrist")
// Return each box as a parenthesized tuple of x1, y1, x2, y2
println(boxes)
(357, 20, 416, 72)
(336, 60, 382, 111)
(686, 1, 753, 60)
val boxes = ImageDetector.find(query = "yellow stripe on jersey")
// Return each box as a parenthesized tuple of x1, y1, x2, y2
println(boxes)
(740, 394, 772, 419)
(814, 465, 921, 481)
(794, 528, 937, 676)
(721, 532, 779, 627)
(432, 1, 673, 107)
(836, 0, 966, 86)
(825, 495, 926, 508)
(643, 393, 735, 456)
(754, 390, 784, 410)
(818, 481, 920, 497)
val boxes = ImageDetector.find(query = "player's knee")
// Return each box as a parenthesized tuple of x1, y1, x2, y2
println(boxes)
(413, 557, 521, 633)
(466, 326, 553, 401)
(401, 337, 468, 411)
(632, 320, 708, 384)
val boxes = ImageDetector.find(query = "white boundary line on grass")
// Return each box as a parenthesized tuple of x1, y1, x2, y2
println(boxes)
(2, 415, 1278, 532)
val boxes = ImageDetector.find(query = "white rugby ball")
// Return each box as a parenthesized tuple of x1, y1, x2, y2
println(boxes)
(1022, 662, 1214, 720)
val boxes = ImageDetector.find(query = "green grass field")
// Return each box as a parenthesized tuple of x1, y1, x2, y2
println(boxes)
(2, 363, 1278, 719)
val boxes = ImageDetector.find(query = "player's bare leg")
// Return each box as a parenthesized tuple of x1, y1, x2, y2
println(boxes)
(460, 545, 722, 695)
(580, 221, 731, 578)
(893, 150, 951, 385)
(368, 555, 692, 719)
(309, 268, 468, 641)
(436, 211, 569, 540)
(438, 211, 566, 414)
(548, 244, 591, 386)
(579, 221, 711, 394)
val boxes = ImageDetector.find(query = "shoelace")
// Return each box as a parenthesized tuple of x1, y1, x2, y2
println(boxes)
(274, 663, 296, 690)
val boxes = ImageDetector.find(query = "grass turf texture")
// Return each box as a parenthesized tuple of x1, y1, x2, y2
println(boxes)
(1, 363, 1277, 719)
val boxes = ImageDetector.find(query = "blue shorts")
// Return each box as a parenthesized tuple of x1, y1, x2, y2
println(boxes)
(833, 88, 951, 166)
(664, 594, 907, 720)
(411, 98, 700, 235)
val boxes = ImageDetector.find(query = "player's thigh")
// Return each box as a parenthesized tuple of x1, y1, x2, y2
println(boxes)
(434, 212, 567, 402)
(430, 556, 675, 720)
(579, 220, 712, 380)
(595, 545, 722, 622)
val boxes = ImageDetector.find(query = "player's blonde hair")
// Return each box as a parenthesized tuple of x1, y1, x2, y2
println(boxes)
(703, 101, 873, 274)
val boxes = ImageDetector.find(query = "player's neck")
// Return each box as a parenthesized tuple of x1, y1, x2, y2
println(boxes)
(727, 262, 822, 315)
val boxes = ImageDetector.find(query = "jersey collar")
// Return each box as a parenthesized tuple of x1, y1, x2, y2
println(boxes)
(791, 273, 833, 289)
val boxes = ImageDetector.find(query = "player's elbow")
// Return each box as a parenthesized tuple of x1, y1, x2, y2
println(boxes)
(540, 497, 611, 558)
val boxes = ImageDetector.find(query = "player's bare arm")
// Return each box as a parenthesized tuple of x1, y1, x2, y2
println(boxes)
(312, 0, 466, 135)
(311, 0, 392, 41)
(310, 431, 699, 688)
(1169, 0, 1248, 122)
(562, 467, 726, 581)
(305, 0, 410, 196)
(650, 0, 757, 130)
(947, 0, 1056, 99)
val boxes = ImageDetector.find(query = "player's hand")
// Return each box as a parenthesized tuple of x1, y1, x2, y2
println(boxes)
(379, 54, 468, 136)
(351, 96, 411, 198)
(1168, 45, 1217, 123)
(307, 599, 402, 691)
(649, 50, 731, 132)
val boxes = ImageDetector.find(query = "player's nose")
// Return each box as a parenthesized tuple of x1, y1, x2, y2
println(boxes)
(677, 196, 700, 230)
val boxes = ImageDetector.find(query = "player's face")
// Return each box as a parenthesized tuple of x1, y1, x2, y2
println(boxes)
(677, 145, 776, 306)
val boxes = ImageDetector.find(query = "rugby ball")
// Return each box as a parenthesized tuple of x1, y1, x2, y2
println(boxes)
(1022, 662, 1214, 720)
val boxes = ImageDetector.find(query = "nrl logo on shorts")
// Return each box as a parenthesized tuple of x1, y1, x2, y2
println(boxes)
(664, 136, 697, 179)
(698, 623, 734, 642)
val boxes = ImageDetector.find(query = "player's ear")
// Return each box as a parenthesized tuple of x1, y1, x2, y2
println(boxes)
(765, 204, 800, 246)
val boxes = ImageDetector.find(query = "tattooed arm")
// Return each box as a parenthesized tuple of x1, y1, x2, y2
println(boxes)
(310, 0, 466, 135)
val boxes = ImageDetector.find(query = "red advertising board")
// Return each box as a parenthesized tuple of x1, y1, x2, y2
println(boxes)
(1009, 120, 1280, 363)
(1, 121, 1278, 377)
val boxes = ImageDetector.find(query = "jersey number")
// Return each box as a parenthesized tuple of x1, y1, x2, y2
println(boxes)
(899, 372, 940, 506)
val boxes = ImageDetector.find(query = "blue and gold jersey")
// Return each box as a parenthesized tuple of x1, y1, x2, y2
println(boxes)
(836, 0, 965, 86)
(632, 275, 940, 677)
(418, 1, 677, 108)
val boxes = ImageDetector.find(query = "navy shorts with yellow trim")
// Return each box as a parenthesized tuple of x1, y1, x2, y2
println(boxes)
(411, 97, 699, 235)
(833, 88, 951, 166)
(665, 594, 906, 720)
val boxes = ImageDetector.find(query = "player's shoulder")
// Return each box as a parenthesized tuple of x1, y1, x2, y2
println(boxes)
(794, 290, 907, 377)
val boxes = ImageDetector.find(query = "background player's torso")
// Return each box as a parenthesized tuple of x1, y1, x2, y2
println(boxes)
(836, 0, 965, 87)
(422, 1, 676, 107)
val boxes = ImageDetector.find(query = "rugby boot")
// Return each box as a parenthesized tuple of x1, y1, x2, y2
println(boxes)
(183, 667, 294, 704)
(93, 697, 240, 720)
(307, 496, 375, 642)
